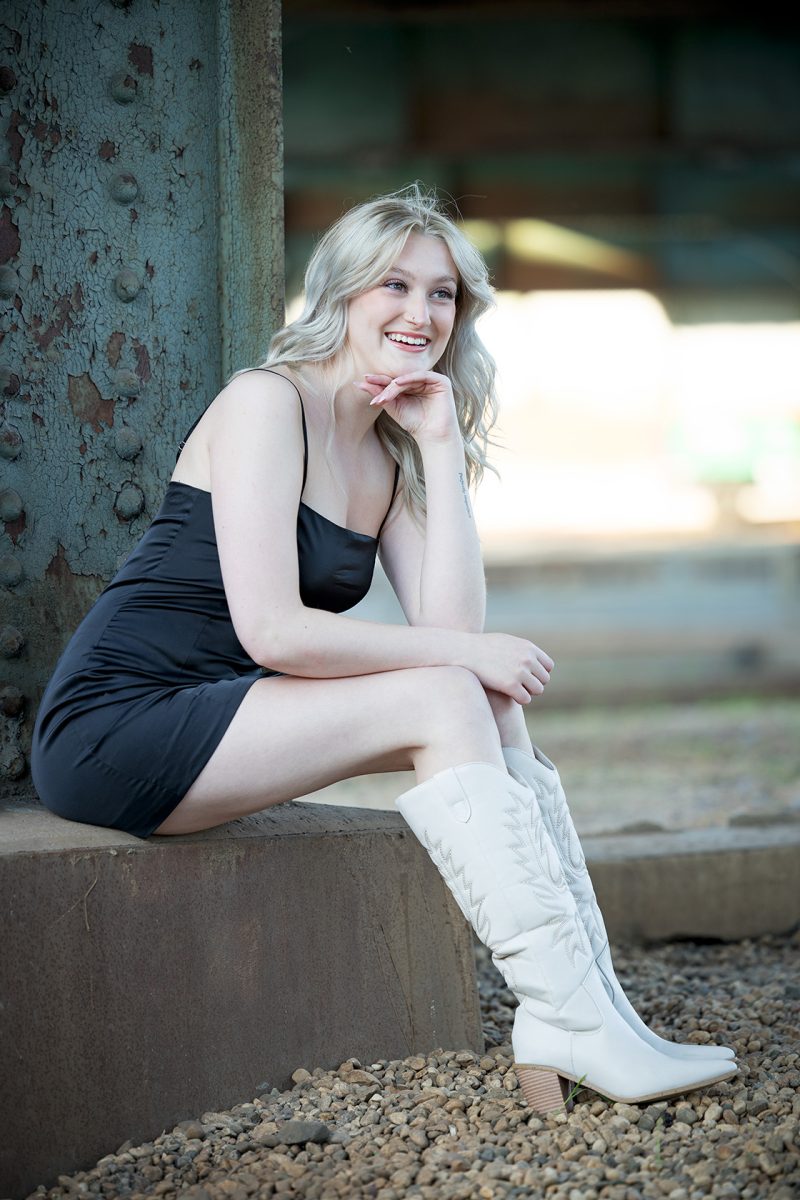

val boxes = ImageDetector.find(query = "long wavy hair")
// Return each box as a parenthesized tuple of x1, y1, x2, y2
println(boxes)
(244, 184, 499, 520)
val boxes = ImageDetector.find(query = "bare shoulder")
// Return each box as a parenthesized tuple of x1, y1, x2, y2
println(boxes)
(210, 368, 304, 451)
(215, 366, 303, 421)
(174, 367, 304, 490)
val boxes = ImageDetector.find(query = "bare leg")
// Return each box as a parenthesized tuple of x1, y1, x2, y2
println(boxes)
(154, 665, 505, 835)
(484, 687, 535, 753)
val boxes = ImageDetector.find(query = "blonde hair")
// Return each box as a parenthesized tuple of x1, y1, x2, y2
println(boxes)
(251, 184, 498, 520)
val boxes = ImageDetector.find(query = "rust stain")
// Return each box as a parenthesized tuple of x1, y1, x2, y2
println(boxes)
(131, 339, 151, 382)
(0, 206, 21, 264)
(128, 43, 154, 77)
(33, 285, 82, 350)
(32, 411, 44, 426)
(98, 140, 116, 161)
(106, 330, 125, 367)
(5, 512, 25, 543)
(6, 113, 22, 168)
(45, 543, 73, 583)
(1, 371, 20, 396)
(89, 250, 98, 265)
(32, 120, 48, 141)
(188, 58, 203, 71)
(68, 372, 115, 432)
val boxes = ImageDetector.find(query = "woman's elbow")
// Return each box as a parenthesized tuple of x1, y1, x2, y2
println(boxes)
(237, 612, 303, 671)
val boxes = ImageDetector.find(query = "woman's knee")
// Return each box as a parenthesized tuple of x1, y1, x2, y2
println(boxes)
(407, 665, 492, 722)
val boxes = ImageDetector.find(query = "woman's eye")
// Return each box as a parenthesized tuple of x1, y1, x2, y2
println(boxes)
(434, 288, 455, 301)
(384, 279, 406, 291)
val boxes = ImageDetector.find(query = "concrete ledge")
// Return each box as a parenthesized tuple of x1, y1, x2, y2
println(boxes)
(585, 824, 800, 942)
(0, 802, 483, 1199)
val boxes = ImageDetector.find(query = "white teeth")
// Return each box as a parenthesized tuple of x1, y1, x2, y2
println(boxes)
(387, 333, 429, 346)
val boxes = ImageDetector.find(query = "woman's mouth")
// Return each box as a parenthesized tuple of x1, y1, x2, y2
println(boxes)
(385, 331, 431, 352)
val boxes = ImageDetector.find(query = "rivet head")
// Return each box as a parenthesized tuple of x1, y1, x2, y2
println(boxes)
(113, 268, 141, 302)
(0, 489, 22, 522)
(0, 626, 24, 657)
(0, 556, 22, 588)
(113, 369, 140, 398)
(114, 426, 143, 460)
(0, 685, 23, 717)
(0, 66, 16, 95)
(108, 172, 139, 204)
(0, 266, 17, 299)
(114, 483, 145, 520)
(0, 422, 22, 458)
(109, 71, 138, 104)
(0, 423, 22, 460)
(0, 165, 13, 197)
(0, 745, 26, 780)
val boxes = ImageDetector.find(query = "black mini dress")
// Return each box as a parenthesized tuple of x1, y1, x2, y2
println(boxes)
(31, 370, 399, 838)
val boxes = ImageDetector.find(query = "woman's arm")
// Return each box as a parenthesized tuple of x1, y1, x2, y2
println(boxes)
(209, 372, 548, 701)
(378, 434, 485, 633)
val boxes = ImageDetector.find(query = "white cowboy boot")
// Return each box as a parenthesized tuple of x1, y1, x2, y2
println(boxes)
(396, 761, 737, 1111)
(503, 745, 736, 1062)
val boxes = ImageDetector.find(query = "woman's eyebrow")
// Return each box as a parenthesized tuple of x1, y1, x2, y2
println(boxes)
(387, 266, 458, 287)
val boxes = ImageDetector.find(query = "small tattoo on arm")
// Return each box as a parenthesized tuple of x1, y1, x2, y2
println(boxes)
(457, 472, 473, 518)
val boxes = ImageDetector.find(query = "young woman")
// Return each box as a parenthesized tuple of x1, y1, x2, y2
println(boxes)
(32, 186, 737, 1111)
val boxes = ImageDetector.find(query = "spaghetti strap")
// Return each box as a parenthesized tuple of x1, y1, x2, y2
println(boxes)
(376, 462, 400, 539)
(176, 366, 309, 491)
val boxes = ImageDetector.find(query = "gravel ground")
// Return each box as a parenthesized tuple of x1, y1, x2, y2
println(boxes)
(27, 928, 799, 1200)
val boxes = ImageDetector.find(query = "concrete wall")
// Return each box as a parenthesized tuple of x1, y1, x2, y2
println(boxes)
(0, 802, 483, 1199)
(0, 0, 284, 795)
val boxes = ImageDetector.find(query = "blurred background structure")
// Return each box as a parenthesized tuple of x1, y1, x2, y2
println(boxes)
(2, 0, 799, 796)
(283, 0, 800, 706)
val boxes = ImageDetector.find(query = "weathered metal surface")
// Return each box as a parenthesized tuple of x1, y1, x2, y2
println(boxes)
(0, 0, 284, 790)
(217, 0, 285, 374)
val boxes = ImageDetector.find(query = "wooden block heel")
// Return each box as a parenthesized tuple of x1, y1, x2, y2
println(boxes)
(515, 1064, 574, 1115)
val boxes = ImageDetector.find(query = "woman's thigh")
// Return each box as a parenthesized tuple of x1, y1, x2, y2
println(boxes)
(154, 665, 504, 835)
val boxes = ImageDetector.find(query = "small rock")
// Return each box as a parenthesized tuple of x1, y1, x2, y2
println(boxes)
(341, 1069, 380, 1085)
(174, 1120, 205, 1140)
(260, 1118, 333, 1147)
(291, 1068, 312, 1084)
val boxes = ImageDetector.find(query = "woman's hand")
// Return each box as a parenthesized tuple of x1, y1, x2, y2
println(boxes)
(355, 371, 460, 444)
(462, 632, 554, 704)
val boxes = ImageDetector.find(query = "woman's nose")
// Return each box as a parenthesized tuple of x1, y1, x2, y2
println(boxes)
(405, 293, 430, 325)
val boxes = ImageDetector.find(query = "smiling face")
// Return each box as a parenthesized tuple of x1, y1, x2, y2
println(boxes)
(345, 232, 459, 377)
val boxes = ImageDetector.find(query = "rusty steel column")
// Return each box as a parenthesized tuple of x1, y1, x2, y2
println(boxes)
(218, 0, 285, 375)
(0, 1, 285, 794)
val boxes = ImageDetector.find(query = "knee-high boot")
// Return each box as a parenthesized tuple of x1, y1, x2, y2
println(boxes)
(503, 745, 736, 1062)
(395, 761, 737, 1111)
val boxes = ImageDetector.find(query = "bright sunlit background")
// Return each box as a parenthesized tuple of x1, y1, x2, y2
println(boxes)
(473, 289, 800, 556)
